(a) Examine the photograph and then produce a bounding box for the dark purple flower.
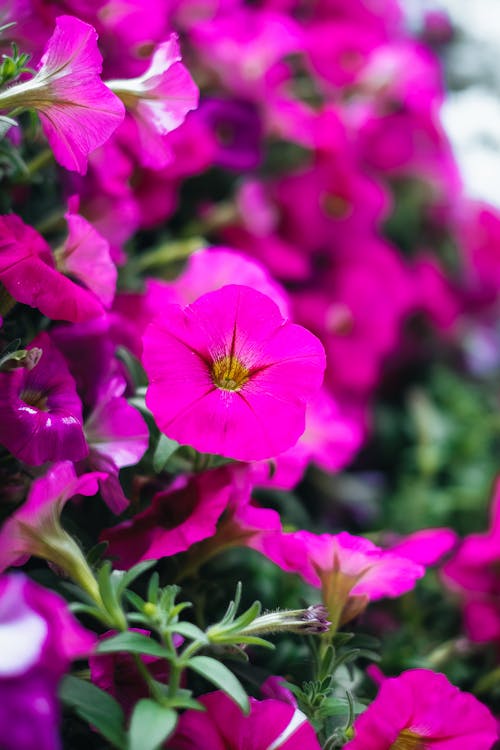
[0,573,96,750]
[0,333,87,465]
[198,98,263,171]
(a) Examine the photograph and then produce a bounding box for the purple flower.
[0,333,87,465]
[0,572,96,750]
[198,98,263,171]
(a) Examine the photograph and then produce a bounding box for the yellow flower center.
[390,730,426,750]
[211,355,250,391]
[321,192,352,219]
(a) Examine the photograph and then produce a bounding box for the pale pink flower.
[0,16,125,173]
[143,285,325,461]
[345,669,497,750]
[107,34,199,168]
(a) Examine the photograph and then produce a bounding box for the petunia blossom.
[145,246,290,317]
[142,284,325,462]
[0,333,87,466]
[107,34,199,169]
[0,572,96,750]
[442,478,500,642]
[84,372,149,514]
[0,15,125,173]
[0,462,104,602]
[55,200,117,309]
[0,215,106,322]
[344,669,497,750]
[100,469,236,569]
[265,531,424,630]
[168,690,321,750]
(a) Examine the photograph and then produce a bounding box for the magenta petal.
[0,462,104,572]
[143,285,325,461]
[35,16,125,173]
[101,469,233,568]
[0,333,88,465]
[85,375,149,468]
[61,211,117,308]
[0,215,104,322]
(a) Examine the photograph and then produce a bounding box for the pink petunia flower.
[83,372,149,514]
[0,15,125,173]
[0,572,96,750]
[100,469,236,569]
[265,531,424,629]
[55,199,117,309]
[142,284,325,462]
[442,479,500,642]
[168,691,321,750]
[0,215,106,322]
[344,669,497,750]
[0,333,87,466]
[0,462,104,585]
[107,34,199,169]
[145,246,290,317]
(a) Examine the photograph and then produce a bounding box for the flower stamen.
[211,354,250,391]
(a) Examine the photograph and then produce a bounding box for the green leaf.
[59,675,125,749]
[125,590,146,612]
[128,700,177,750]
[98,561,120,612]
[117,560,157,595]
[86,541,109,566]
[147,572,160,604]
[97,631,171,659]
[188,656,249,714]
[169,621,208,643]
[153,434,180,473]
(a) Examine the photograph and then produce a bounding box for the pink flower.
[56,200,117,309]
[0,215,105,322]
[266,531,424,628]
[190,9,304,100]
[142,285,325,461]
[82,372,149,514]
[345,669,497,750]
[107,34,199,168]
[0,461,103,574]
[168,691,321,750]
[0,16,125,173]
[0,572,96,750]
[389,528,458,566]
[101,469,235,569]
[292,242,410,398]
[442,479,500,642]
[145,246,290,317]
[0,333,87,465]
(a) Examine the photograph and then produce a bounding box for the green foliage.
[59,676,126,749]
